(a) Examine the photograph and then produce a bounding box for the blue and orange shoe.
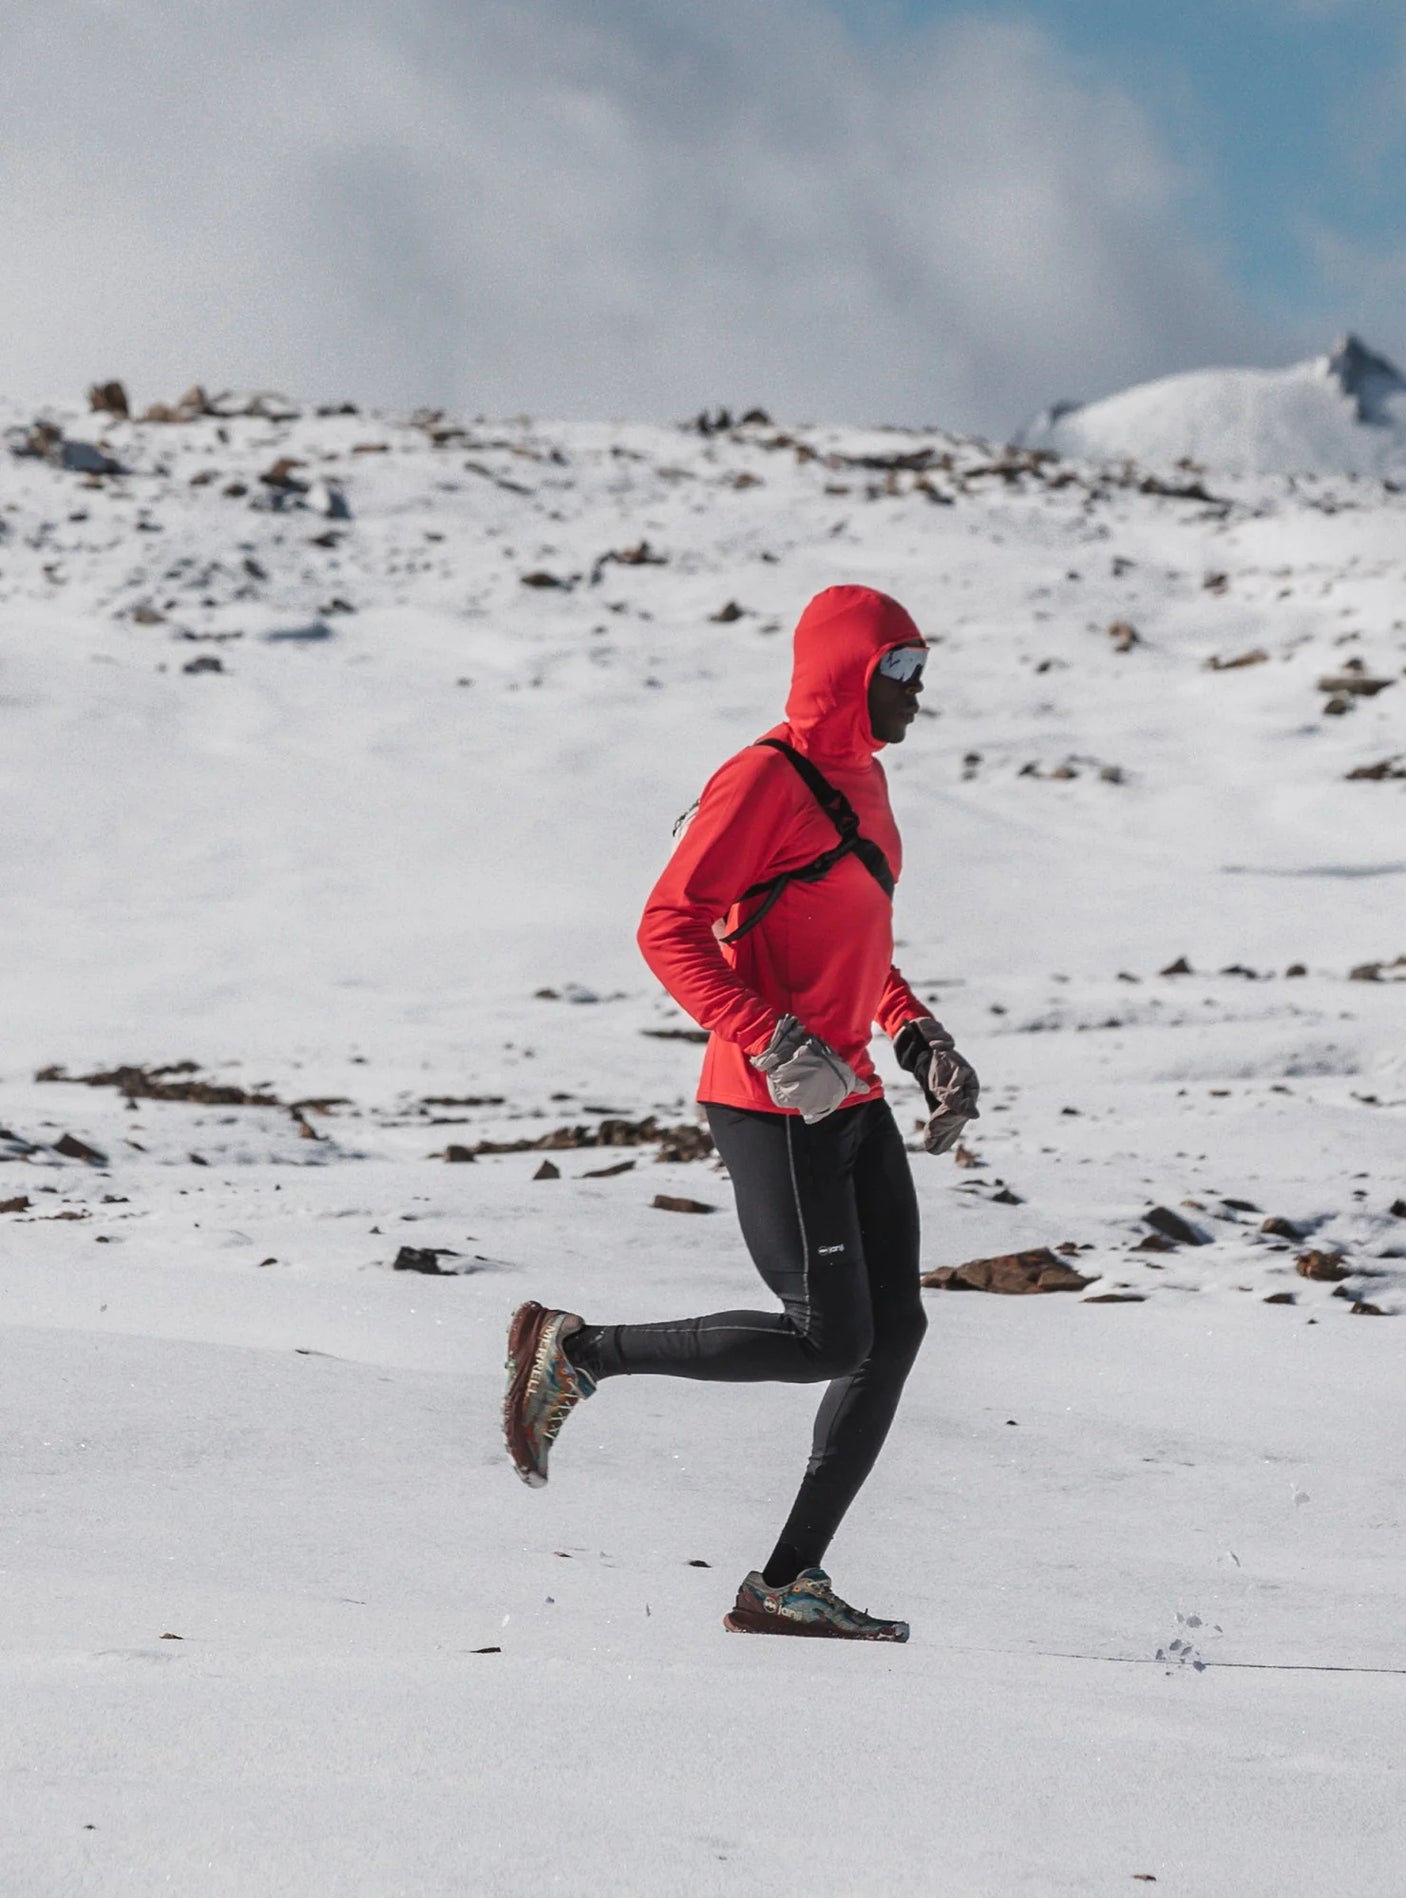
[723,1568,909,1642]
[503,1301,596,1487]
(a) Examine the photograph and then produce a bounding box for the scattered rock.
[0,1195,31,1213]
[652,1194,715,1214]
[533,1160,561,1181]
[1263,1291,1297,1305]
[264,620,334,643]
[1260,1215,1301,1240]
[1285,963,1307,977]
[1317,673,1394,698]
[182,654,224,675]
[1389,1199,1406,1219]
[1349,955,1406,982]
[1132,1233,1179,1253]
[922,1248,1093,1295]
[1144,1206,1208,1246]
[143,385,212,423]
[1351,1300,1387,1316]
[38,1063,287,1108]
[640,1027,710,1044]
[1159,956,1192,976]
[88,380,130,418]
[582,1160,635,1178]
[520,570,571,590]
[1205,649,1267,670]
[1296,1250,1351,1282]
[1346,757,1406,781]
[1083,1292,1147,1304]
[464,1116,713,1165]
[710,601,745,622]
[393,1246,457,1274]
[590,540,668,584]
[1107,620,1140,652]
[260,456,307,491]
[440,1145,476,1163]
[54,1133,106,1164]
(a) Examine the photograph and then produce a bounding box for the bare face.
[867,653,925,743]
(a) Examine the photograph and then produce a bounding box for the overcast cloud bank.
[4,0,1297,431]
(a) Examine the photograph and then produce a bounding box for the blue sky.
[850,0,1406,334]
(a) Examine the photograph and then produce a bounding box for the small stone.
[533,1160,561,1181]
[1144,1206,1207,1246]
[1263,1292,1296,1305]
[1260,1215,1301,1239]
[1296,1250,1351,1282]
[652,1194,714,1214]
[1159,956,1192,977]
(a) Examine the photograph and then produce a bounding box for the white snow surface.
[1020,336,1406,478]
[3,395,1405,1895]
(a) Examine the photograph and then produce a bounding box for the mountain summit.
[1019,334,1406,476]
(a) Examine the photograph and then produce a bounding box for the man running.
[503,585,978,1641]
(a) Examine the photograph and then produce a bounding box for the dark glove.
[894,1017,980,1155]
[750,1015,865,1123]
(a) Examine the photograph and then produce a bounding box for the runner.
[504,584,979,1641]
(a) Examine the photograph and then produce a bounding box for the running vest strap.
[720,739,896,945]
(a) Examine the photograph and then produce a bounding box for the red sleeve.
[637,748,797,1054]
[876,964,930,1040]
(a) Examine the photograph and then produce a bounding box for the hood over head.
[783,585,925,765]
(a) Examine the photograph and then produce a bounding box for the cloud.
[0,0,1279,433]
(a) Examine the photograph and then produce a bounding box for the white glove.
[750,1016,866,1124]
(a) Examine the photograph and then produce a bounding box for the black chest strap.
[720,739,895,945]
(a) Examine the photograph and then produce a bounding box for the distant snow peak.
[1322,333,1406,426]
[1019,334,1406,477]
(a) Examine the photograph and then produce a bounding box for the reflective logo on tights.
[817,1244,846,1256]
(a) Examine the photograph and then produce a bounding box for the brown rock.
[1351,1301,1387,1316]
[1132,1233,1178,1253]
[1259,1215,1301,1240]
[1083,1292,1147,1304]
[922,1247,1092,1295]
[583,1160,635,1178]
[88,380,129,417]
[1346,758,1406,781]
[1144,1206,1207,1246]
[1205,649,1267,671]
[54,1132,106,1164]
[441,1145,476,1162]
[520,570,571,589]
[1263,1292,1297,1305]
[652,1194,715,1214]
[1296,1249,1350,1282]
[533,1159,561,1180]
[1389,1199,1406,1219]
[1159,956,1192,976]
[1317,674,1394,698]
[0,1195,31,1214]
[710,601,745,622]
[1107,620,1140,652]
[260,457,307,491]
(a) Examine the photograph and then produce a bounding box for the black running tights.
[575,1097,926,1576]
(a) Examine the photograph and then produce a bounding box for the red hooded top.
[637,585,931,1114]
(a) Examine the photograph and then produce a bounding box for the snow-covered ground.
[3,390,1404,1894]
[1020,333,1406,478]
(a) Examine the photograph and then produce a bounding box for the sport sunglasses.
[877,645,927,684]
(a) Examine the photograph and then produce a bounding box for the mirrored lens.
[878,645,926,683]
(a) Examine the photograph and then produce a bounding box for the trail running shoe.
[723,1568,909,1642]
[503,1301,595,1487]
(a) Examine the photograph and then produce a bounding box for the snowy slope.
[1020,334,1406,477]
[2,387,1405,1895]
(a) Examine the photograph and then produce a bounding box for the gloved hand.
[750,1015,866,1124]
[893,1017,980,1155]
